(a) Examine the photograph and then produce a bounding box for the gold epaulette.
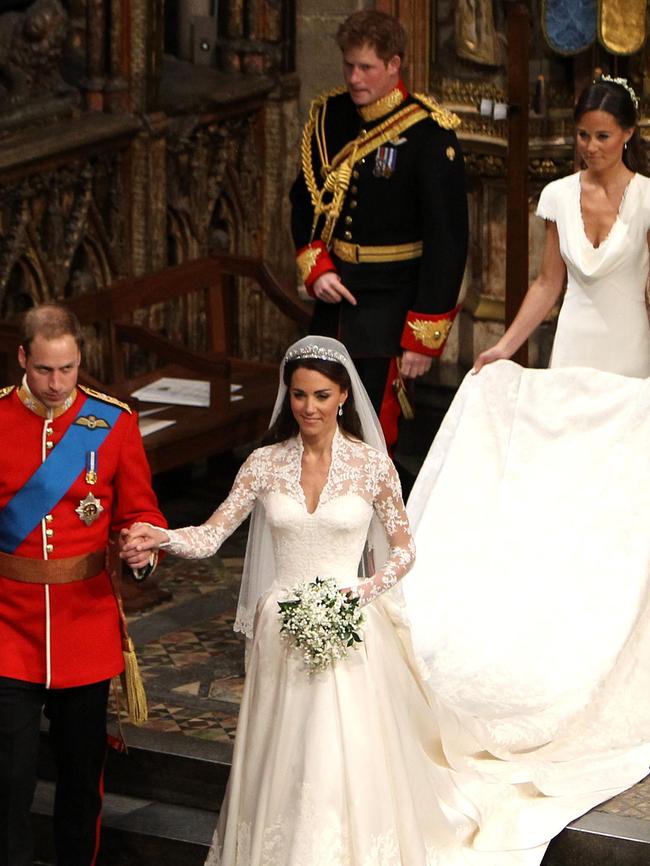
[79,384,132,414]
[306,85,348,116]
[413,93,461,130]
[0,385,15,400]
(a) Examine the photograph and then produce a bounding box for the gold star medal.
[76,492,104,526]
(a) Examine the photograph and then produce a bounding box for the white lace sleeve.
[160,452,263,558]
[354,456,415,606]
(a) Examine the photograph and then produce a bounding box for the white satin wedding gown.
[162,430,456,866]
[405,360,650,866]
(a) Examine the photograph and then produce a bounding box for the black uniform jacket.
[290,85,469,357]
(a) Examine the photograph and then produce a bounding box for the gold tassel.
[393,360,415,420]
[395,381,415,420]
[120,637,148,725]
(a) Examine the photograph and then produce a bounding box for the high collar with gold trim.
[358,80,408,123]
[17,377,78,420]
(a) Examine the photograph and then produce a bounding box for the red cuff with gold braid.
[400,305,461,357]
[296,241,336,296]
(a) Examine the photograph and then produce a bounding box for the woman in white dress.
[121,336,457,866]
[399,76,650,866]
[475,76,650,377]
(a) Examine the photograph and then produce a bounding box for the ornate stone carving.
[0,0,76,113]
[0,155,123,326]
[162,111,265,353]
[462,151,506,178]
[166,112,262,254]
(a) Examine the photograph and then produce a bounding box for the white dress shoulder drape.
[538,171,650,376]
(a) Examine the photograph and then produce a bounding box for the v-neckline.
[577,171,635,250]
[296,429,340,515]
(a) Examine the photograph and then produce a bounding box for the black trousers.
[352,357,392,416]
[0,676,110,866]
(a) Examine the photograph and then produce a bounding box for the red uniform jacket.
[0,384,166,688]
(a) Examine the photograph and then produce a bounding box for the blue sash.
[0,396,122,553]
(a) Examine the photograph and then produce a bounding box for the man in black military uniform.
[290,9,468,447]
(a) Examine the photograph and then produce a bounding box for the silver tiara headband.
[598,74,639,110]
[284,344,348,365]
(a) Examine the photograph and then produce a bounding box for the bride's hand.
[120,523,169,569]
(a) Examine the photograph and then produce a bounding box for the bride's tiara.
[284,344,348,365]
[597,74,639,110]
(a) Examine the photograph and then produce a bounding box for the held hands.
[120,523,169,571]
[312,273,357,306]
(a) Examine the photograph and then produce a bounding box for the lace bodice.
[161,431,414,606]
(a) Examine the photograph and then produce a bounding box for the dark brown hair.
[336,10,406,63]
[262,358,363,445]
[574,80,647,175]
[21,303,83,356]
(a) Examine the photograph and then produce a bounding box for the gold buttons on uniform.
[46,543,54,553]
[344,216,353,225]
[45,528,54,537]
[350,200,358,209]
[351,186,358,194]
[46,441,54,450]
[360,128,367,136]
[352,171,360,180]
[344,230,352,240]
[45,514,53,522]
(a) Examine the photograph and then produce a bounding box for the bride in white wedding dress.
[121,336,459,866]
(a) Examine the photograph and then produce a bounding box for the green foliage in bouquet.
[278,577,365,672]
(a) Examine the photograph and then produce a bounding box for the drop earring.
[338,403,344,417]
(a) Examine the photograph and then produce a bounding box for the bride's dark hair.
[262,358,364,445]
[574,80,647,175]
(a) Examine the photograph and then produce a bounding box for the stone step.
[33,778,650,866]
[544,810,650,865]
[34,728,650,866]
[37,724,232,813]
[32,779,214,866]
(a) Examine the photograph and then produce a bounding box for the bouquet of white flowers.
[278,577,365,672]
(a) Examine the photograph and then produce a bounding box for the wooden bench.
[0,254,311,474]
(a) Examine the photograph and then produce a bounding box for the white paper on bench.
[139,417,177,437]
[131,377,210,407]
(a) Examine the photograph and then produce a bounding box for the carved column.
[376,0,430,92]
[105,0,130,113]
[505,2,530,365]
[85,0,106,110]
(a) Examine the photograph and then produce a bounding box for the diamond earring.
[338,403,344,417]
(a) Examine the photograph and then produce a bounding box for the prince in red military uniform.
[290,10,468,448]
[0,303,166,866]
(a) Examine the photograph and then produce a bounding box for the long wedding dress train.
[404,360,650,864]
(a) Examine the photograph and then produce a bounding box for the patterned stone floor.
[111,460,650,825]
[113,550,247,745]
[106,457,250,746]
